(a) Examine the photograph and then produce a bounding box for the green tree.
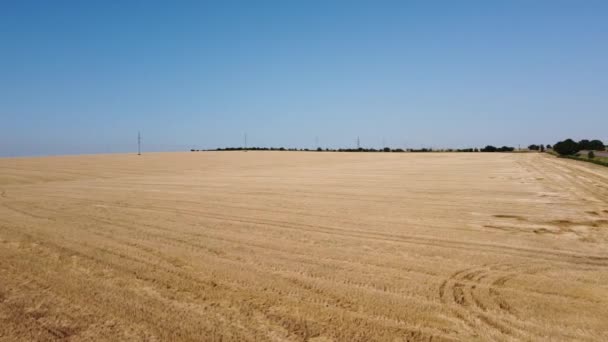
[553,139,579,155]
[578,139,591,150]
[588,140,605,151]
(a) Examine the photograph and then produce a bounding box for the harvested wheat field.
[1,152,607,341]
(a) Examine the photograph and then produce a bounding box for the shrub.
[588,151,595,159]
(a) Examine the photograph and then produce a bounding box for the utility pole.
[357,136,360,149]
[137,131,141,155]
[244,133,247,149]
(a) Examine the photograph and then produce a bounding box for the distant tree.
[575,139,605,151]
[578,139,591,150]
[498,146,515,152]
[528,144,540,151]
[588,151,595,159]
[317,147,322,151]
[481,145,497,152]
[553,139,579,155]
[383,147,390,152]
[546,144,552,149]
[540,144,545,152]
[474,148,479,152]
[588,139,605,151]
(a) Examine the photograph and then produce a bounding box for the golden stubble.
[0,152,607,341]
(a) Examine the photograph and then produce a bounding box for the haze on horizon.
[1,1,607,157]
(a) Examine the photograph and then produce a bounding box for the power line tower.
[137,131,141,155]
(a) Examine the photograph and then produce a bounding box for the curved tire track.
[438,264,544,339]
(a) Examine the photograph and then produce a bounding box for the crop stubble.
[0,152,607,341]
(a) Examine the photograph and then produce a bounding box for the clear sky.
[1,1,607,156]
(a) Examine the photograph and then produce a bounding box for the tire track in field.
[3,222,449,342]
[0,226,268,340]
[527,155,608,204]
[68,207,603,340]
[8,160,608,266]
[1,203,458,340]
[81,200,608,267]
[5,190,608,337]
[1,199,442,287]
[84,215,444,312]
[6,195,607,270]
[0,197,451,284]
[2,215,441,339]
[518,155,608,243]
[438,262,597,341]
[438,263,552,340]
[0,243,255,341]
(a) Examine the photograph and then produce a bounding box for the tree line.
[552,139,605,156]
[527,144,547,152]
[191,146,519,153]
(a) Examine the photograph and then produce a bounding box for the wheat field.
[0,152,607,341]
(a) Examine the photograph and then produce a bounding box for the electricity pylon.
[137,131,141,155]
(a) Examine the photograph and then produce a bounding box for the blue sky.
[1,1,607,156]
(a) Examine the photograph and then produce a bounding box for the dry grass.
[1,152,607,341]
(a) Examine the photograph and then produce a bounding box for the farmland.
[0,152,607,341]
